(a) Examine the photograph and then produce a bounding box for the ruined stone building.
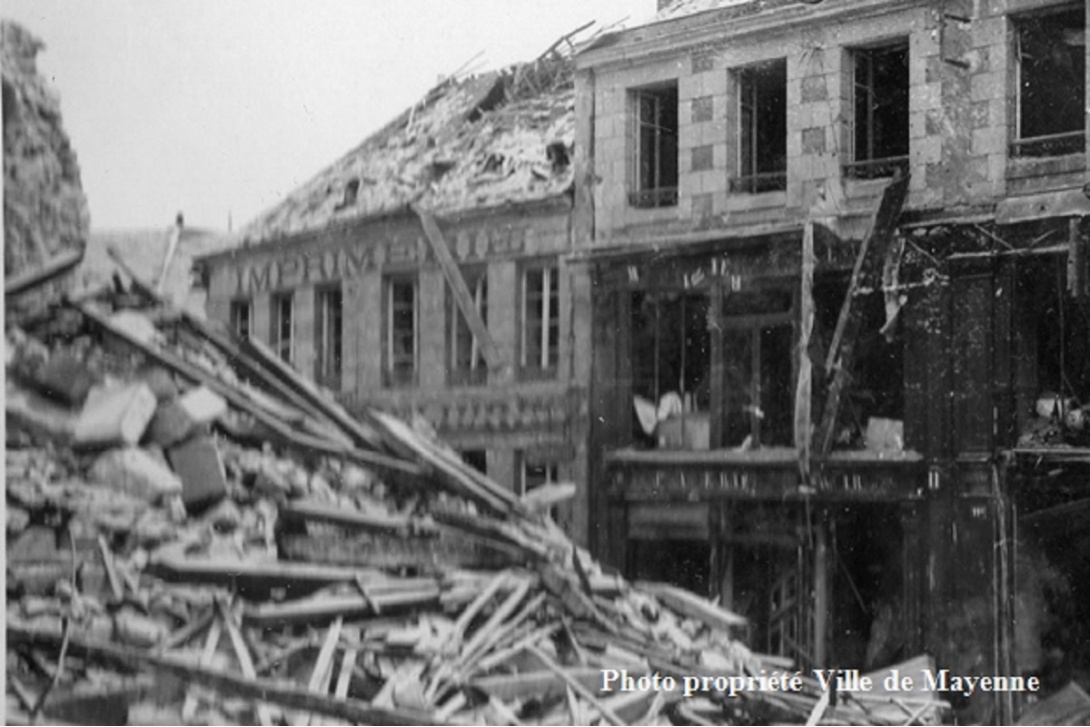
[196,50,593,535]
[573,0,1089,723]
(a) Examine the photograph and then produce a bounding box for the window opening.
[522,264,560,375]
[733,59,787,193]
[450,270,488,385]
[385,276,418,387]
[630,84,679,208]
[846,42,910,179]
[316,286,343,389]
[229,299,252,339]
[271,292,294,364]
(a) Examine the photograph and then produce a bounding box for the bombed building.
[573,0,1090,723]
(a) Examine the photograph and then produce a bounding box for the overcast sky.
[4,0,654,233]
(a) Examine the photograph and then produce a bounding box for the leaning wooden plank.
[471,622,562,674]
[334,627,360,700]
[244,587,441,627]
[526,644,624,726]
[413,205,503,370]
[218,600,275,727]
[8,621,443,726]
[635,580,748,630]
[460,576,533,663]
[5,249,84,297]
[147,555,385,598]
[297,616,343,726]
[239,334,389,452]
[816,173,910,455]
[281,499,432,535]
[372,411,513,514]
[182,616,222,722]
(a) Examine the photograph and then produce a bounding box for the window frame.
[229,298,252,340]
[447,267,489,386]
[383,274,419,388]
[519,261,560,379]
[270,291,294,364]
[629,82,680,208]
[845,40,911,180]
[315,284,344,390]
[1011,5,1086,158]
[732,58,788,194]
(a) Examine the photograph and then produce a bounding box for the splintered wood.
[5,267,951,725]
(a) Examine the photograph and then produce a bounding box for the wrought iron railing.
[842,155,910,180]
[1010,131,1085,158]
[730,171,787,194]
[628,187,679,208]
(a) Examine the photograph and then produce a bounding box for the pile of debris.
[6,264,950,725]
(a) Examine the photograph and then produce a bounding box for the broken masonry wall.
[2,21,90,312]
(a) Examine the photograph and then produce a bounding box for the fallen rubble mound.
[5,261,950,725]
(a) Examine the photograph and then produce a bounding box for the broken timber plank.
[244,587,442,627]
[280,499,433,535]
[218,600,275,727]
[7,621,443,726]
[527,644,624,726]
[634,581,748,631]
[816,173,910,455]
[412,204,503,370]
[146,555,390,599]
[470,667,602,702]
[297,616,343,726]
[5,249,84,297]
[182,616,222,722]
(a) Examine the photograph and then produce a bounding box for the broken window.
[630,83,679,208]
[229,299,252,339]
[1015,254,1090,448]
[384,275,417,387]
[521,263,559,376]
[270,292,293,364]
[449,269,488,386]
[1013,7,1086,158]
[847,42,909,179]
[733,59,787,193]
[721,289,795,447]
[631,291,711,448]
[316,286,343,390]
[519,455,559,497]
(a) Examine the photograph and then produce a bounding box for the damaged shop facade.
[197,52,594,537]
[574,0,1090,723]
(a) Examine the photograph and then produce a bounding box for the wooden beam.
[816,174,910,455]
[5,249,84,297]
[7,621,443,726]
[412,204,503,370]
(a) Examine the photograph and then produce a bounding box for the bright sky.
[4,0,654,233]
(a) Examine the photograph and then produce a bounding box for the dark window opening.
[628,539,710,595]
[340,178,360,208]
[1015,256,1090,448]
[521,264,560,376]
[385,276,417,387]
[316,286,343,390]
[271,292,294,364]
[460,449,487,475]
[229,299,252,340]
[449,270,488,386]
[847,42,910,179]
[546,141,570,171]
[813,279,905,451]
[1013,8,1086,158]
[631,291,711,449]
[733,59,787,193]
[721,290,795,448]
[630,84,679,208]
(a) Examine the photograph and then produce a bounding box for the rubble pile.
[6,265,950,725]
[2,20,90,315]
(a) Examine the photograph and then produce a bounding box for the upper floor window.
[448,269,488,386]
[630,83,679,208]
[1013,7,1086,158]
[316,286,343,390]
[846,41,909,179]
[732,59,787,193]
[521,263,559,376]
[384,275,417,387]
[270,292,293,364]
[229,299,252,339]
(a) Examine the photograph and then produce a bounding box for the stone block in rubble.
[177,385,227,425]
[167,434,228,511]
[74,382,157,448]
[137,365,178,402]
[36,351,98,405]
[89,447,183,502]
[145,401,196,448]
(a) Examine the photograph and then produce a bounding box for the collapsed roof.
[241,48,579,245]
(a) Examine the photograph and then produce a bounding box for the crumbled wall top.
[241,55,576,245]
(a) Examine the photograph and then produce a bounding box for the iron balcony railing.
[1010,130,1086,158]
